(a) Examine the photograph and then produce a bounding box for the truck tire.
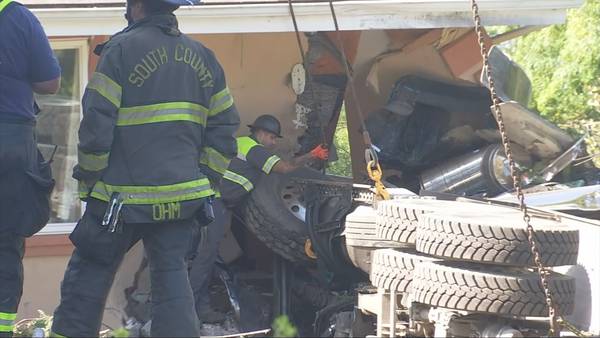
[376,199,426,245]
[345,205,378,242]
[416,210,579,267]
[345,205,404,248]
[412,261,575,316]
[344,245,373,274]
[243,168,337,264]
[370,249,438,293]
[344,206,406,274]
[375,199,485,245]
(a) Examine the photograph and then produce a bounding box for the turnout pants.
[51,208,202,338]
[0,234,24,337]
[0,122,52,337]
[189,198,228,318]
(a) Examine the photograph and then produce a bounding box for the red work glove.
[310,144,329,160]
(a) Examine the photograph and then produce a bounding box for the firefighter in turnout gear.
[189,114,328,323]
[50,0,240,336]
[0,0,61,336]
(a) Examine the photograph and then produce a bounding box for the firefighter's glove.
[310,144,329,160]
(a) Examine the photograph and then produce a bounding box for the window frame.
[36,38,89,236]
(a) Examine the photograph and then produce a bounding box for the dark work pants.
[0,122,41,337]
[189,198,228,319]
[51,209,202,338]
[0,233,24,337]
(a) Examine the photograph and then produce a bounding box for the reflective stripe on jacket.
[0,0,14,14]
[74,14,240,222]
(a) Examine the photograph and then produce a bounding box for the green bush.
[13,311,129,338]
[13,310,52,337]
[326,108,352,177]
[272,315,298,338]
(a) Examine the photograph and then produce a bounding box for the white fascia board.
[35,0,583,37]
[36,223,76,235]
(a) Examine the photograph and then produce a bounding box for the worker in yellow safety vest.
[189,114,328,323]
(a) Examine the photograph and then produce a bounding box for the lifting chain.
[327,1,390,200]
[558,317,594,337]
[367,160,390,201]
[470,1,589,336]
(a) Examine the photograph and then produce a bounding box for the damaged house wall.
[196,32,306,157]
[293,31,361,167]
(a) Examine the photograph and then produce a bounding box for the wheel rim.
[281,183,306,221]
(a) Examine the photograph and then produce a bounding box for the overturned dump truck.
[86,0,599,336]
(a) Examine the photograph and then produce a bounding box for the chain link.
[558,316,593,337]
[327,1,390,192]
[367,160,390,200]
[469,0,561,335]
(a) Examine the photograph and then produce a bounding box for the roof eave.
[33,0,583,36]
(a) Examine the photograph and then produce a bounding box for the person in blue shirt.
[0,1,61,336]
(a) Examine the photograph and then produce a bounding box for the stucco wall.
[193,32,306,156]
[20,255,69,320]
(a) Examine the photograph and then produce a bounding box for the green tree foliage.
[326,108,353,177]
[508,0,600,165]
[510,0,600,124]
